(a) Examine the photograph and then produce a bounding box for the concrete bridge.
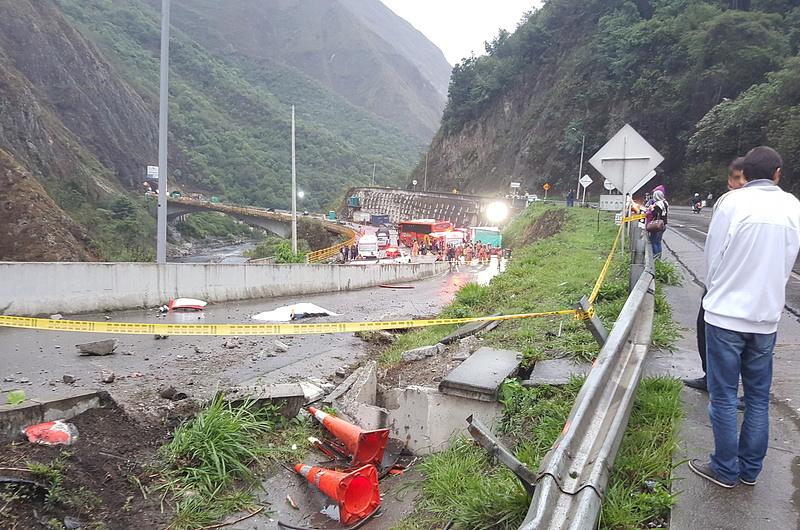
[166,198,294,238]
[343,187,510,226]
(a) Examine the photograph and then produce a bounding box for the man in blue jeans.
[689,146,800,488]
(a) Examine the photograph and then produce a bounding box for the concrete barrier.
[0,261,448,316]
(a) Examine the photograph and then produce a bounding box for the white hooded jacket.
[703,180,800,334]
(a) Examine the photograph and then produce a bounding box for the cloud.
[381,0,541,64]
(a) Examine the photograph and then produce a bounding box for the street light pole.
[423,153,428,192]
[291,105,298,254]
[575,134,585,198]
[156,0,171,264]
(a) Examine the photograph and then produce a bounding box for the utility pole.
[575,134,585,198]
[423,153,428,192]
[156,0,171,264]
[291,105,298,254]
[371,163,376,186]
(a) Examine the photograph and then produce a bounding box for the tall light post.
[291,105,297,254]
[156,0,171,264]
[575,133,586,198]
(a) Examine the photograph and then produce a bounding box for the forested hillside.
[152,0,451,138]
[416,0,800,198]
[0,0,449,261]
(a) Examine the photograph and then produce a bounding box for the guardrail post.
[629,224,646,291]
[577,295,607,346]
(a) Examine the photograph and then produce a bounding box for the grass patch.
[404,377,682,530]
[388,205,682,529]
[655,260,682,286]
[27,453,103,515]
[159,397,317,529]
[600,378,683,529]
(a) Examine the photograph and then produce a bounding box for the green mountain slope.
[153,0,450,139]
[57,0,427,212]
[417,0,800,199]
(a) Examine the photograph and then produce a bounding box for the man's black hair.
[729,156,745,172]
[742,146,782,181]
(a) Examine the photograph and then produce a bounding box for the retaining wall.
[0,261,447,316]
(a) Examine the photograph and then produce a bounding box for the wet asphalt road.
[0,261,489,415]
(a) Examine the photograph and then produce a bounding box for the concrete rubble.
[523,358,592,386]
[400,343,444,362]
[325,348,522,455]
[76,339,118,356]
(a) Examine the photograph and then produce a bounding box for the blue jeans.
[705,323,775,483]
[649,229,664,256]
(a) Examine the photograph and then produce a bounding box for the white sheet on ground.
[251,303,340,322]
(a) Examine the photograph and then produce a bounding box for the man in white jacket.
[689,147,800,488]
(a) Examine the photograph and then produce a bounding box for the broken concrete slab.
[273,340,290,353]
[401,343,443,362]
[224,382,306,418]
[382,385,502,455]
[297,381,325,403]
[76,339,118,356]
[439,347,521,402]
[439,314,501,344]
[100,370,115,384]
[451,335,481,361]
[523,358,592,387]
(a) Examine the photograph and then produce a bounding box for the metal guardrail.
[167,198,357,263]
[519,225,655,529]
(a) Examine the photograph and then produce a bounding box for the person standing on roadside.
[647,189,668,260]
[690,146,800,488]
[684,157,747,392]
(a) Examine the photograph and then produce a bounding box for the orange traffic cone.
[294,463,380,525]
[307,407,389,467]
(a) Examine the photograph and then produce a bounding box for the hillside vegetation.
[0,0,449,260]
[416,0,800,199]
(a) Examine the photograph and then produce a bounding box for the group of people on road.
[410,239,501,264]
[339,243,359,262]
[654,147,800,490]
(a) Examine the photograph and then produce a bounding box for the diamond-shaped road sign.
[588,124,663,195]
[579,175,593,188]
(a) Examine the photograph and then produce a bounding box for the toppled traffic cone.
[23,420,78,446]
[294,463,380,525]
[307,407,389,467]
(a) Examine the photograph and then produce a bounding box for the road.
[668,205,800,310]
[657,207,800,529]
[0,261,493,416]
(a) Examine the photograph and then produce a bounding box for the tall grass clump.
[160,397,279,529]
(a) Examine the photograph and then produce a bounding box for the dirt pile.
[0,150,96,261]
[0,405,170,529]
[519,208,567,246]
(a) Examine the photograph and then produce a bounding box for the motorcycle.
[692,200,703,214]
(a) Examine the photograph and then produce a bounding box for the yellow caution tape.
[0,310,589,336]
[623,213,646,222]
[0,211,638,336]
[588,222,623,305]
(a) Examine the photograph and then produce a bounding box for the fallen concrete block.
[439,314,501,344]
[76,339,118,356]
[223,382,306,418]
[439,347,521,402]
[400,343,443,362]
[523,358,592,387]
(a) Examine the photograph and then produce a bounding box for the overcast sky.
[381,0,543,64]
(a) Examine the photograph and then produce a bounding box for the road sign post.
[588,124,663,252]
[543,182,550,200]
[579,174,592,205]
